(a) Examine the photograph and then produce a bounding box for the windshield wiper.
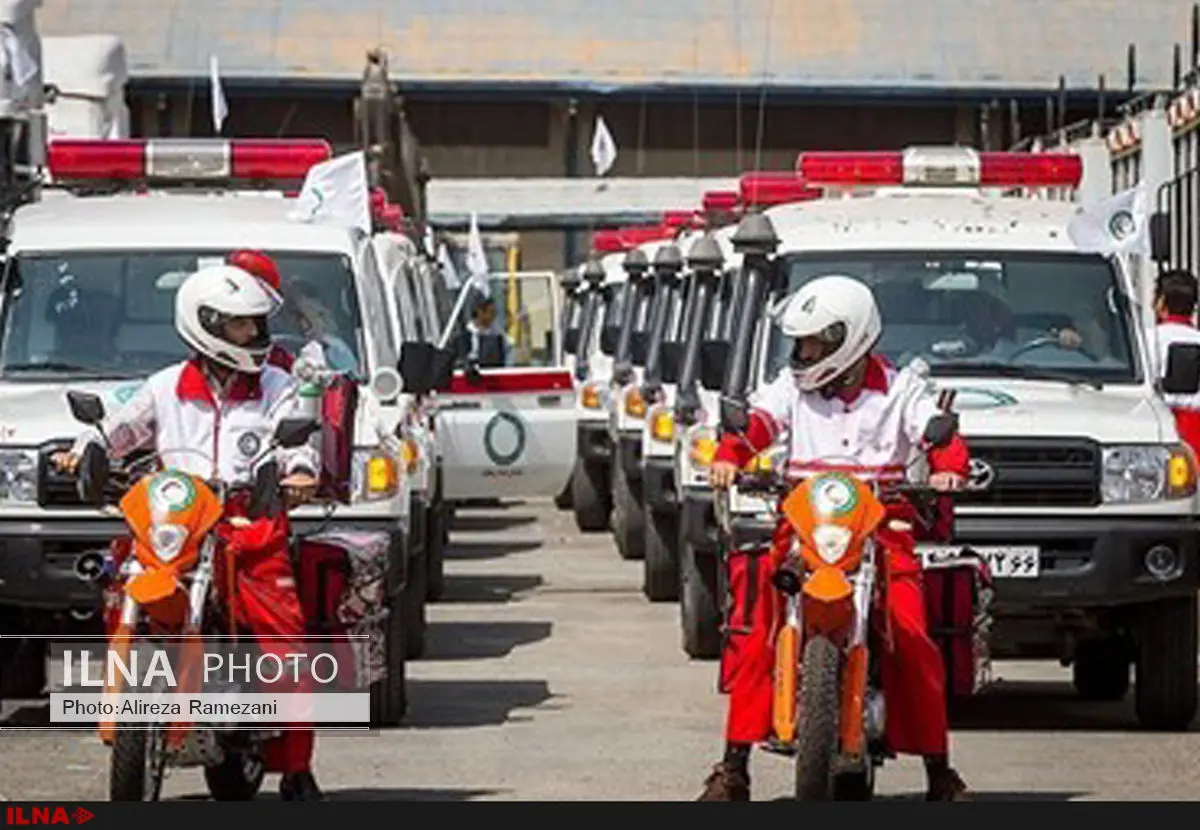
[931,361,1104,390]
[2,362,141,379]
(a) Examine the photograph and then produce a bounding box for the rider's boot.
[280,770,325,801]
[924,756,969,801]
[697,743,751,801]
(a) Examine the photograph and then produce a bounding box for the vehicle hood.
[0,379,147,446]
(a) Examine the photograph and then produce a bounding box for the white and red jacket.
[1156,313,1200,454]
[714,355,969,482]
[73,357,319,487]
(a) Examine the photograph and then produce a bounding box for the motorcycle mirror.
[923,413,959,449]
[274,417,320,449]
[66,390,106,427]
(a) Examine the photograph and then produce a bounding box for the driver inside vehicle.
[42,280,121,368]
[948,290,1085,358]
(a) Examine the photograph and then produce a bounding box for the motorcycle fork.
[99,574,142,746]
[839,542,876,760]
[771,589,802,744]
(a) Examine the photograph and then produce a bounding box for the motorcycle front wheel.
[110,724,166,801]
[794,635,840,801]
[204,743,265,800]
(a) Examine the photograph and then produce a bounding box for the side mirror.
[66,390,106,426]
[922,412,959,450]
[599,326,620,356]
[398,341,436,396]
[1163,342,1200,395]
[274,417,320,449]
[1150,211,1172,264]
[699,340,731,391]
[76,442,109,507]
[432,346,455,391]
[564,328,581,355]
[660,342,683,384]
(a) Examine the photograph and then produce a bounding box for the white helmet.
[774,274,882,392]
[175,264,283,374]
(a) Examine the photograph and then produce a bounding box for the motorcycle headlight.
[1101,444,1196,503]
[150,523,188,562]
[0,449,38,504]
[810,523,853,565]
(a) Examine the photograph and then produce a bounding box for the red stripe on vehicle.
[445,370,575,395]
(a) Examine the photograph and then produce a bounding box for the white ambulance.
[0,138,426,723]
[709,146,1200,730]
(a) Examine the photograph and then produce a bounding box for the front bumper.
[0,516,409,613]
[642,456,677,513]
[617,433,642,481]
[577,421,611,465]
[952,514,1200,612]
[681,489,719,551]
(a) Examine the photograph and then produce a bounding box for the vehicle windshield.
[447,274,557,368]
[0,250,365,381]
[764,252,1138,385]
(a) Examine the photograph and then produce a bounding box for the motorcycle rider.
[227,249,295,371]
[1155,268,1200,453]
[52,264,326,801]
[699,274,971,802]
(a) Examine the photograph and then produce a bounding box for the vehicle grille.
[957,438,1100,508]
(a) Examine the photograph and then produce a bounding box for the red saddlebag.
[315,375,358,505]
[922,553,994,699]
[295,530,389,689]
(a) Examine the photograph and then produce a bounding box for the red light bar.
[796,147,1083,189]
[702,190,740,213]
[592,229,628,253]
[662,209,702,229]
[739,172,822,207]
[592,224,676,253]
[47,138,333,183]
[447,368,574,395]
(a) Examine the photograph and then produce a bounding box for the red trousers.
[221,513,315,774]
[720,524,948,756]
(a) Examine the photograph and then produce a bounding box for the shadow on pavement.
[449,512,538,533]
[404,678,554,729]
[175,786,506,801]
[873,790,1089,802]
[424,620,552,660]
[437,574,543,604]
[949,679,1198,732]
[445,540,543,560]
[0,702,48,727]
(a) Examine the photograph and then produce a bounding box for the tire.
[612,462,646,561]
[832,767,875,801]
[110,726,164,801]
[794,636,840,801]
[371,536,409,727]
[0,638,46,699]
[403,529,428,661]
[1073,639,1131,702]
[1135,595,1199,730]
[426,474,447,603]
[643,508,680,601]
[680,536,721,660]
[204,748,265,801]
[571,458,611,532]
[554,477,573,510]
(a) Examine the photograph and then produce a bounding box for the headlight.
[0,449,37,504]
[689,428,717,468]
[624,387,646,419]
[1101,444,1197,503]
[351,448,399,502]
[649,408,675,443]
[811,523,853,565]
[580,383,605,410]
[150,523,188,562]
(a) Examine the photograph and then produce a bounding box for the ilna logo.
[4,806,93,825]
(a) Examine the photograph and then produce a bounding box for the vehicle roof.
[11,191,362,254]
[764,189,1086,254]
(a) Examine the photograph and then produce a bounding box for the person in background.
[1155,268,1200,453]
[227,250,294,371]
[458,296,513,368]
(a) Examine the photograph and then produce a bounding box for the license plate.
[917,545,1041,579]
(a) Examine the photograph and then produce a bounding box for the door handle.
[537,395,565,407]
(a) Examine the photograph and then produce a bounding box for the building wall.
[128,89,1092,269]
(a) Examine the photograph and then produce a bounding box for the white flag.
[590,115,617,177]
[437,242,462,290]
[209,54,228,133]
[465,211,491,293]
[287,151,372,234]
[1067,184,1151,256]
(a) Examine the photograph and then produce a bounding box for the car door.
[434,270,577,500]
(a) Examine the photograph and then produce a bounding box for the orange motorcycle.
[64,390,320,802]
[730,415,974,801]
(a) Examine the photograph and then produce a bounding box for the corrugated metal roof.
[427,176,735,228]
[36,0,1200,92]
